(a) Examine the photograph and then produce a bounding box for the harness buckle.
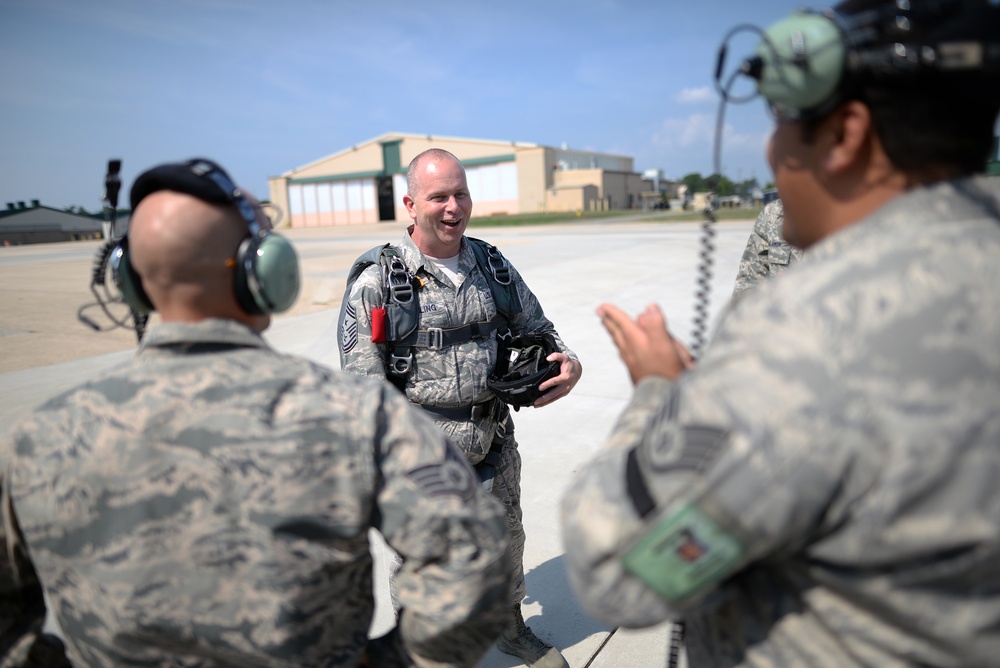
[389,352,412,375]
[485,245,511,285]
[424,327,444,350]
[386,256,414,304]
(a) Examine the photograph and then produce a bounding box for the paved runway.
[0,215,754,667]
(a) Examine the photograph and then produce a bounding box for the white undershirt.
[427,253,462,287]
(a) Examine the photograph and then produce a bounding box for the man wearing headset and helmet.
[0,158,512,667]
[561,1,1000,666]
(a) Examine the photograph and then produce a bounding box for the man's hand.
[597,303,693,384]
[534,352,583,408]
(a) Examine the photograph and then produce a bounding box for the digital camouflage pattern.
[562,176,1000,667]
[340,230,577,604]
[731,199,803,302]
[1,479,72,668]
[2,318,512,668]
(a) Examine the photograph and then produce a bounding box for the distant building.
[267,132,646,227]
[759,188,780,205]
[0,201,105,246]
[691,191,716,211]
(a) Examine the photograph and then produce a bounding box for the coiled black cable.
[690,210,717,359]
[672,29,768,665]
[76,159,148,343]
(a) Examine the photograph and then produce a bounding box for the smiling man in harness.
[339,148,582,668]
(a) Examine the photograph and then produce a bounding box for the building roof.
[280,131,541,178]
[0,204,104,233]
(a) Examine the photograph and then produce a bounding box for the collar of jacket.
[139,318,269,352]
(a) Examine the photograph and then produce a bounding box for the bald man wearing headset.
[1,158,511,668]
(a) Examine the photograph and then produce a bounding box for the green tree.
[681,172,706,194]
[711,174,737,197]
[735,178,760,200]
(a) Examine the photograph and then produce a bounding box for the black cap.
[129,158,237,212]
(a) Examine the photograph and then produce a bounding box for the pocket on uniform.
[768,243,792,266]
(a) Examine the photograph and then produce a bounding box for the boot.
[497,605,568,668]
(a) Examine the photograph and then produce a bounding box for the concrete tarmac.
[0,214,754,667]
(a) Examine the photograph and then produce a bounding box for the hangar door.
[465,161,518,216]
[287,179,378,227]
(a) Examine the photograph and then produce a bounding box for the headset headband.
[749,0,1000,120]
[129,158,266,237]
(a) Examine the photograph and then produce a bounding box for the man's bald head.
[129,190,269,330]
[406,148,464,198]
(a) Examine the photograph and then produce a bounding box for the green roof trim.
[288,151,517,185]
[287,170,391,184]
[462,154,515,167]
[284,154,515,185]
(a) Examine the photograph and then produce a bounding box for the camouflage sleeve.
[731,204,780,302]
[561,303,872,628]
[507,264,578,361]
[370,383,512,666]
[339,265,389,378]
[1,468,71,668]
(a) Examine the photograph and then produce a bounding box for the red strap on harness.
[371,307,386,343]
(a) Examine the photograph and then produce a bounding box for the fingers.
[636,303,666,331]
[533,384,566,408]
[596,303,690,383]
[673,338,695,370]
[539,353,570,392]
[597,303,637,355]
[536,357,582,407]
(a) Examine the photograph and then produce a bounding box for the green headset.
[743,0,1000,121]
[111,158,300,316]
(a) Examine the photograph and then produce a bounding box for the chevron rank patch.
[406,446,476,501]
[622,502,744,606]
[341,302,358,353]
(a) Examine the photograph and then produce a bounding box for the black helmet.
[488,332,561,410]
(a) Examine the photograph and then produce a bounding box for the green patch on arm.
[622,502,744,606]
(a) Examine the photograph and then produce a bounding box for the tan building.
[267,132,645,228]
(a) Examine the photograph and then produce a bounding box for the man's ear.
[402,194,417,220]
[824,100,872,174]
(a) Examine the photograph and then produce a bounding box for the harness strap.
[625,446,657,518]
[398,313,507,350]
[419,399,497,422]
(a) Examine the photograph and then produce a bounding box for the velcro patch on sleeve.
[406,446,476,501]
[622,502,744,606]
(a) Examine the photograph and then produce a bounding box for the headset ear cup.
[251,234,300,314]
[756,11,846,117]
[233,236,264,315]
[110,239,154,314]
[233,233,301,315]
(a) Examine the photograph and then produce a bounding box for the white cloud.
[652,113,716,149]
[645,111,775,180]
[675,86,714,104]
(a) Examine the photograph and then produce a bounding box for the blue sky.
[2,0,809,211]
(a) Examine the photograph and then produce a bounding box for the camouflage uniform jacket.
[1,476,72,667]
[731,199,803,302]
[340,230,577,463]
[562,176,1000,667]
[3,318,511,668]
